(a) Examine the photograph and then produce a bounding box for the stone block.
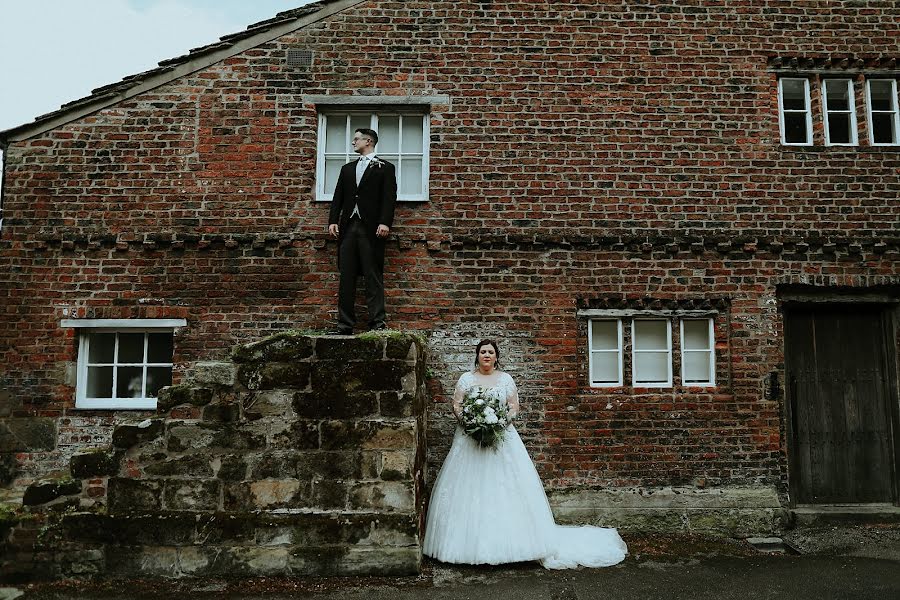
[378,392,417,417]
[192,514,256,544]
[289,546,418,576]
[0,453,17,486]
[238,362,311,391]
[314,337,383,361]
[23,478,82,506]
[223,480,309,511]
[70,450,120,479]
[349,482,415,512]
[296,452,361,480]
[107,478,163,513]
[188,361,237,387]
[156,385,215,411]
[292,391,379,419]
[270,420,320,450]
[244,390,295,418]
[209,426,267,451]
[202,403,241,423]
[105,545,178,577]
[0,418,56,452]
[385,336,420,361]
[231,331,314,363]
[61,512,196,546]
[163,479,221,511]
[214,546,290,576]
[215,455,249,481]
[112,419,165,449]
[320,420,417,451]
[309,479,348,509]
[166,422,216,453]
[311,361,414,396]
[379,450,413,481]
[144,455,214,478]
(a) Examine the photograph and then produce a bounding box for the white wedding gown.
[423,371,627,569]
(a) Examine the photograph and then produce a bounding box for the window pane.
[872,113,897,144]
[591,353,619,384]
[118,333,145,363]
[146,367,173,398]
[324,158,344,196]
[350,115,371,136]
[827,113,852,144]
[117,366,144,398]
[147,333,174,364]
[401,115,424,153]
[400,159,423,195]
[86,366,113,398]
[825,80,851,111]
[324,116,347,153]
[683,352,712,383]
[784,113,809,143]
[634,320,667,350]
[591,321,618,351]
[87,333,115,363]
[634,352,668,383]
[683,320,711,350]
[869,80,895,112]
[781,80,807,110]
[377,116,400,153]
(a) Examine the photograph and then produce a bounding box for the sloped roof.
[0,0,359,144]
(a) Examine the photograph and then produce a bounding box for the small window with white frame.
[632,319,673,387]
[63,319,184,410]
[681,318,715,386]
[778,78,813,145]
[822,79,857,146]
[588,319,623,387]
[317,110,429,202]
[866,79,900,146]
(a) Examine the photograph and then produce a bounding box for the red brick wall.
[1,0,899,494]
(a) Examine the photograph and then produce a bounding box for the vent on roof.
[286,49,313,69]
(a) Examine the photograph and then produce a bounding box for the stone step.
[790,504,900,527]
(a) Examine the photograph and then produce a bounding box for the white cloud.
[0,0,306,131]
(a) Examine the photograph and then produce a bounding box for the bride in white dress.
[423,340,627,569]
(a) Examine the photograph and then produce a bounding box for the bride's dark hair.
[474,339,501,370]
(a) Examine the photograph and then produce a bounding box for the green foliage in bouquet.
[460,386,511,450]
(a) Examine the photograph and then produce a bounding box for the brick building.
[1,0,898,532]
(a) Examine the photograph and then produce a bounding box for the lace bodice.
[452,370,520,419]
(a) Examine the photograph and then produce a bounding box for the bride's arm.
[451,373,467,420]
[505,373,520,418]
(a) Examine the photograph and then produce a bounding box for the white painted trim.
[303,94,450,106]
[680,318,716,387]
[778,78,813,146]
[61,318,187,328]
[866,79,900,146]
[578,309,717,318]
[588,319,623,388]
[631,319,673,388]
[822,79,858,146]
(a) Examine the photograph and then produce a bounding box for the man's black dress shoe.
[368,322,387,331]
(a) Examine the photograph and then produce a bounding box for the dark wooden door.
[785,305,896,504]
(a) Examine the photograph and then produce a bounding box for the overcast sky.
[0,0,316,132]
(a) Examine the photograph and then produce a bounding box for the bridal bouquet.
[460,386,510,449]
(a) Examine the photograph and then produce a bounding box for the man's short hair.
[355,128,379,146]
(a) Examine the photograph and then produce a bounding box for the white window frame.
[631,319,673,388]
[680,318,716,387]
[778,78,813,146]
[62,319,184,410]
[822,79,858,146]
[316,110,430,202]
[866,79,900,146]
[588,319,623,388]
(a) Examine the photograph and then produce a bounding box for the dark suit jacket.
[328,157,397,267]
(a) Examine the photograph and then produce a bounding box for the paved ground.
[5,525,900,600]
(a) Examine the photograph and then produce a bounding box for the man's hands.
[328,223,390,238]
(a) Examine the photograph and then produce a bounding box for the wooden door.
[785,305,896,504]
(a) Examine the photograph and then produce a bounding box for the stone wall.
[0,332,427,581]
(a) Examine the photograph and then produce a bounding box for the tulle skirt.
[423,426,627,569]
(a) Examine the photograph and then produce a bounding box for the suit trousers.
[337,218,386,330]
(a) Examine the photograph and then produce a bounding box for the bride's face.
[477,345,496,371]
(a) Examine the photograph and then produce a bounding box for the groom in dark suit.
[327,128,397,334]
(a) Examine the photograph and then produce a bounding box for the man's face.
[351,132,373,155]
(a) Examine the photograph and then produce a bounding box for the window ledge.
[61,318,187,328]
